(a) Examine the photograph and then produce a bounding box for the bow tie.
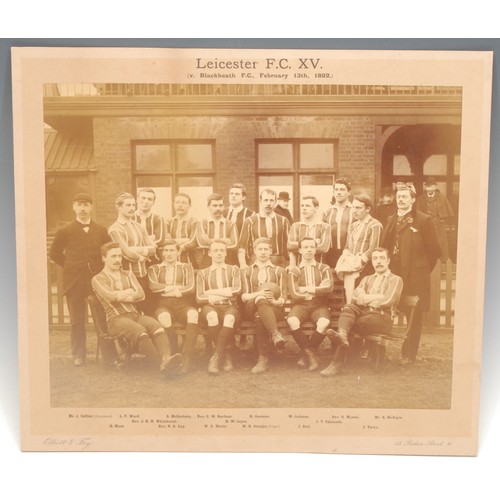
[79,223,90,228]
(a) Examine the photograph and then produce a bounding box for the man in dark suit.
[381,185,441,365]
[49,193,110,366]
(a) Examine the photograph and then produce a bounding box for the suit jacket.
[381,209,440,310]
[49,220,111,296]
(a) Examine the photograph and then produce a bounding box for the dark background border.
[1,38,498,495]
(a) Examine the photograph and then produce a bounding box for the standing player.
[322,178,354,268]
[165,193,199,267]
[197,193,238,269]
[288,195,331,267]
[238,188,291,269]
[108,192,156,314]
[134,188,166,264]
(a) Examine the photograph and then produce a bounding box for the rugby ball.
[257,282,281,299]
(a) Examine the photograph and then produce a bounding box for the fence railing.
[43,83,463,99]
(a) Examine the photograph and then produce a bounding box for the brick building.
[45,83,461,328]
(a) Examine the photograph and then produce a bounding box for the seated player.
[147,240,200,374]
[241,237,287,374]
[196,240,242,375]
[91,242,183,376]
[321,247,403,377]
[286,237,334,371]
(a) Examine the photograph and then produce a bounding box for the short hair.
[209,239,227,250]
[230,183,247,198]
[334,177,351,191]
[259,188,277,201]
[162,239,180,251]
[207,193,224,206]
[115,192,135,208]
[301,195,319,208]
[353,193,373,210]
[396,185,416,199]
[137,188,156,201]
[101,242,120,257]
[253,237,272,249]
[298,236,317,249]
[174,192,192,204]
[371,247,390,258]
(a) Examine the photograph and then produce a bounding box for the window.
[132,140,215,220]
[256,140,337,218]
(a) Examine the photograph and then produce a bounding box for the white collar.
[259,211,276,219]
[299,259,318,268]
[210,263,228,271]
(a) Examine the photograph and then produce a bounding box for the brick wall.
[92,114,377,226]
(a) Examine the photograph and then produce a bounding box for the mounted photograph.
[12,47,492,455]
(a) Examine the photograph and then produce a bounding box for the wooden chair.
[353,295,420,372]
[87,294,130,367]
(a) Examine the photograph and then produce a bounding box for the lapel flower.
[410,227,418,232]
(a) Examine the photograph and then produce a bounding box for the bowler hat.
[278,191,290,201]
[424,176,438,185]
[73,193,93,203]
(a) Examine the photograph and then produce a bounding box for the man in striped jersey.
[108,192,157,314]
[92,243,183,376]
[223,183,255,349]
[238,188,291,269]
[321,248,403,377]
[322,178,354,269]
[287,237,334,371]
[197,193,238,269]
[196,239,242,375]
[165,193,199,267]
[134,188,166,264]
[224,183,255,237]
[147,240,199,374]
[336,194,382,304]
[241,237,288,374]
[288,195,331,267]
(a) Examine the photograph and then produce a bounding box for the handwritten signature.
[43,437,94,450]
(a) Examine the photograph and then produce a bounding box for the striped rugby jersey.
[353,270,403,316]
[288,221,331,256]
[197,218,238,250]
[242,262,287,299]
[224,206,255,235]
[147,261,195,296]
[239,213,290,259]
[323,203,354,251]
[345,214,382,263]
[108,219,155,278]
[165,216,198,247]
[288,261,333,304]
[92,269,144,321]
[134,212,166,248]
[196,264,241,305]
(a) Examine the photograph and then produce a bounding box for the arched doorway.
[378,124,460,329]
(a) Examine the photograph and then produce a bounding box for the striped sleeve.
[179,263,195,296]
[315,264,333,295]
[377,274,403,308]
[316,223,331,255]
[288,267,307,301]
[196,269,209,305]
[147,265,165,293]
[360,220,382,263]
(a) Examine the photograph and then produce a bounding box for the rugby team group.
[49,177,447,378]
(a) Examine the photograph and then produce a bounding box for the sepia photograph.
[12,47,492,454]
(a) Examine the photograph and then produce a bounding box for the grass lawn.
[49,327,453,410]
